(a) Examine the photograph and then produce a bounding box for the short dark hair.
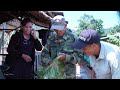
[21,17,32,26]
[96,42,101,47]
[96,42,100,45]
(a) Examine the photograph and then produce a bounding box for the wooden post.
[1,22,6,65]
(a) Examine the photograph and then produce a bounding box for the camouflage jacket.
[41,30,84,78]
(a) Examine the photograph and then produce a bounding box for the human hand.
[57,53,66,62]
[78,60,88,66]
[22,54,32,62]
[90,69,96,79]
[31,29,37,39]
[48,60,53,65]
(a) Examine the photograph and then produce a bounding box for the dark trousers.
[9,60,34,79]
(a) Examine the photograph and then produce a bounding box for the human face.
[55,29,66,36]
[22,22,33,35]
[81,44,94,56]
[54,25,66,36]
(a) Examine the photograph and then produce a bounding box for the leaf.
[38,57,66,79]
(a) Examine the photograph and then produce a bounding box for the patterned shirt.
[41,30,83,78]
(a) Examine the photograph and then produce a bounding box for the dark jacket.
[5,31,42,67]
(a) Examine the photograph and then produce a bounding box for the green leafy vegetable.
[38,57,66,79]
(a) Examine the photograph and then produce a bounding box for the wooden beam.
[27,11,51,23]
[0,11,52,28]
[30,18,49,28]
[25,11,51,27]
[45,11,55,18]
[51,11,64,16]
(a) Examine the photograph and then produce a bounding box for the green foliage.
[108,25,120,35]
[76,14,104,37]
[76,28,82,36]
[102,36,120,47]
[76,13,120,47]
[38,57,66,79]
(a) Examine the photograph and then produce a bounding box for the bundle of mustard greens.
[38,57,66,79]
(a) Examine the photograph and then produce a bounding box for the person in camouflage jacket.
[41,15,84,79]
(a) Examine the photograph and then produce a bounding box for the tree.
[113,25,120,32]
[76,14,104,37]
[107,24,120,35]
